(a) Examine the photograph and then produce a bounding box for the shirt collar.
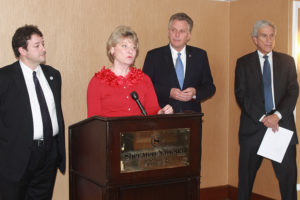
[169,44,186,57]
[19,60,42,79]
[257,50,272,59]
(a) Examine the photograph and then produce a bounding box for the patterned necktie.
[175,52,184,89]
[33,71,53,150]
[263,55,274,113]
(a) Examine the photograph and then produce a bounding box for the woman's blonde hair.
[106,25,139,63]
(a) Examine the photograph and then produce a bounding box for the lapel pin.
[50,76,54,80]
[189,54,192,58]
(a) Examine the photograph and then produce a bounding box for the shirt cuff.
[259,111,282,122]
[259,114,266,122]
[274,111,282,120]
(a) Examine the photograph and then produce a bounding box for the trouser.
[0,137,59,200]
[238,143,297,200]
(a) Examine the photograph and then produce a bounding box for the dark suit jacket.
[235,51,299,146]
[0,61,65,181]
[143,45,216,113]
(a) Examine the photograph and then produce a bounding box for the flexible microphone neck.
[130,91,147,116]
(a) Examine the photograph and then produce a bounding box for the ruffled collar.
[94,66,144,87]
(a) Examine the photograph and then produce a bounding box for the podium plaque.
[69,113,202,200]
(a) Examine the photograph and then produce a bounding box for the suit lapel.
[12,62,32,105]
[184,46,193,89]
[164,45,180,88]
[272,52,280,106]
[41,65,63,134]
[12,61,34,130]
[251,52,264,97]
[12,62,29,93]
[41,65,59,103]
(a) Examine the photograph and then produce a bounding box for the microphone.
[130,91,147,116]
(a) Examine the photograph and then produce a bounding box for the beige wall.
[0,1,229,199]
[0,0,298,199]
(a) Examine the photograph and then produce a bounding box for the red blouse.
[87,67,161,117]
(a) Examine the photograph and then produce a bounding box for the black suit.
[0,61,65,199]
[235,51,298,200]
[143,45,215,113]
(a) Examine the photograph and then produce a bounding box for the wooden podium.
[69,113,202,200]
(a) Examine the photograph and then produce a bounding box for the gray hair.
[252,20,276,37]
[168,13,193,33]
[106,25,139,63]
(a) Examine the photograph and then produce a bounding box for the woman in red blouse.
[87,26,173,117]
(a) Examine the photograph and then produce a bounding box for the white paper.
[257,127,293,163]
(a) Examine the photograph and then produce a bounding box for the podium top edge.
[69,112,203,129]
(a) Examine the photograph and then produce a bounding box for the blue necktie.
[33,71,53,150]
[263,55,274,113]
[175,53,184,89]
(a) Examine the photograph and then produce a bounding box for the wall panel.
[1,0,297,199]
[0,1,229,199]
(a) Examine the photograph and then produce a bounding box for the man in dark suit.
[0,25,65,200]
[143,13,215,113]
[235,20,298,200]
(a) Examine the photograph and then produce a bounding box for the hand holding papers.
[257,127,293,163]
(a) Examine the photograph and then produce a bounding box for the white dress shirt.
[170,44,187,76]
[20,60,59,139]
